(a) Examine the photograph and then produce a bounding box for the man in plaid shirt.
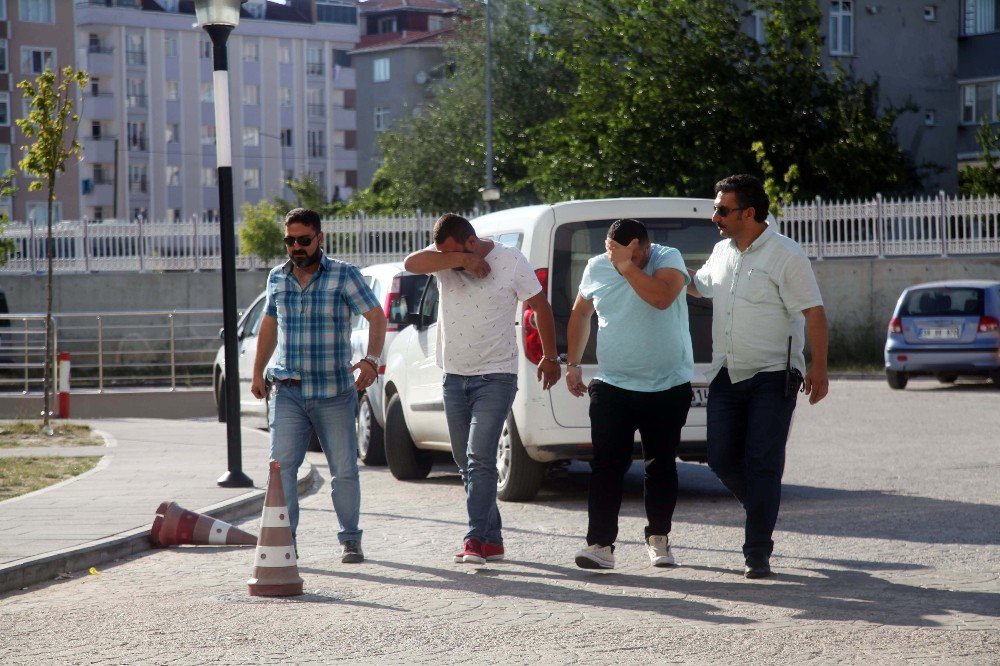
[251,208,386,564]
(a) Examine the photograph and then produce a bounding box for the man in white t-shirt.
[404,213,561,564]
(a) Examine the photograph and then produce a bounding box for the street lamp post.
[195,0,253,488]
[482,0,500,212]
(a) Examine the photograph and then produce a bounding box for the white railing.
[778,192,1000,259]
[1,195,998,273]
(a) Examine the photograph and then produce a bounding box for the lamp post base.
[217,470,254,488]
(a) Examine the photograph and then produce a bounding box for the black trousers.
[586,379,692,547]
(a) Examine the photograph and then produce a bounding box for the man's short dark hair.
[284,208,322,233]
[433,213,476,245]
[715,174,769,223]
[607,218,649,246]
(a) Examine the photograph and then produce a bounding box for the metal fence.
[0,310,224,394]
[1,195,998,274]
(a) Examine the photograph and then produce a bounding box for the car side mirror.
[406,312,425,329]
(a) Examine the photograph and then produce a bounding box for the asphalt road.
[1,378,997,664]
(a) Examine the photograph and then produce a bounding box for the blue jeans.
[442,372,518,544]
[269,382,361,544]
[706,369,797,559]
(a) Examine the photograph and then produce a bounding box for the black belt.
[276,378,301,387]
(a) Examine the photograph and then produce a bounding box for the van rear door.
[548,216,717,427]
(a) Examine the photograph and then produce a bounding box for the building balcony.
[333,107,356,131]
[82,93,116,120]
[81,137,118,163]
[86,50,115,77]
[308,104,326,118]
[332,67,355,89]
[81,182,115,207]
[126,95,148,110]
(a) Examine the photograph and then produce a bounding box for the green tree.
[16,66,89,433]
[0,173,15,265]
[238,200,285,266]
[959,121,1000,195]
[272,174,344,218]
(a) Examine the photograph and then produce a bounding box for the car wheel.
[990,369,1000,389]
[383,393,432,480]
[887,370,908,390]
[937,374,958,384]
[496,415,546,502]
[356,393,386,466]
[216,376,227,422]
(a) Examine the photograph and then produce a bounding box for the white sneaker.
[575,543,614,569]
[646,535,676,567]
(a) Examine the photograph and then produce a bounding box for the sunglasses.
[713,205,746,217]
[283,235,317,247]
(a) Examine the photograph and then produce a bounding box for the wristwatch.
[362,354,380,370]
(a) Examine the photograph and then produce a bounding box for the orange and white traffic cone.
[247,460,303,597]
[150,501,257,548]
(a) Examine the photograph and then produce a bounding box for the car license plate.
[691,386,709,407]
[919,327,960,340]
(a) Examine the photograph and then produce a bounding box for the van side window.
[243,297,268,337]
[419,277,439,324]
[493,232,522,250]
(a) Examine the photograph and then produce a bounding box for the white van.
[381,198,719,501]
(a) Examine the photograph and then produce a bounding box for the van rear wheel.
[887,370,908,390]
[496,416,545,502]
[384,394,432,480]
[357,394,386,466]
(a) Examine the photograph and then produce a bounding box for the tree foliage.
[959,121,1000,196]
[238,199,285,265]
[16,66,89,431]
[272,174,345,218]
[360,0,922,212]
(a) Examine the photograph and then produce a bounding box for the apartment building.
[352,0,458,188]
[957,0,1000,166]
[2,0,81,223]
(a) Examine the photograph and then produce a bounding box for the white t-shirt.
[432,242,542,375]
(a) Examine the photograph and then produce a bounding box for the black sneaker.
[341,540,364,564]
[744,554,771,579]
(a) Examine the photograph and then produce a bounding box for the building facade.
[957,0,1000,166]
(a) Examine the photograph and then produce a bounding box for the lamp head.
[194,0,247,28]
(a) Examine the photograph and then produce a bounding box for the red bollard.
[58,352,71,419]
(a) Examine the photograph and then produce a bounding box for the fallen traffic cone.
[150,501,258,548]
[247,460,303,597]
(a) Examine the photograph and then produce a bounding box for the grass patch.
[0,456,101,501]
[0,422,103,449]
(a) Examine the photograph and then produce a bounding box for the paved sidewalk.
[0,418,314,594]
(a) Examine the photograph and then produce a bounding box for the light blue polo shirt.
[579,244,693,392]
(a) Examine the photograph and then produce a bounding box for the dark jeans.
[586,380,692,547]
[706,368,797,559]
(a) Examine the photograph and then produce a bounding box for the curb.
[0,463,318,596]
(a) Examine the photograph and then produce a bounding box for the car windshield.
[551,217,718,364]
[900,287,983,317]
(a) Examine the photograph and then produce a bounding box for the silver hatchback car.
[884,280,1000,389]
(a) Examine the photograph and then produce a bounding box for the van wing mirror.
[405,311,425,328]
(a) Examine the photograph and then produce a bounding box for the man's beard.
[290,246,321,268]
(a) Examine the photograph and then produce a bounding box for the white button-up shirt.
[693,223,823,384]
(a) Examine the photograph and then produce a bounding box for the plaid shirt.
[265,252,379,399]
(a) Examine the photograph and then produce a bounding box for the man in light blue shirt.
[565,218,693,570]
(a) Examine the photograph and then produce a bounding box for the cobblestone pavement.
[0,379,997,664]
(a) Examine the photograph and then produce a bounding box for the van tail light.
[384,275,402,332]
[522,268,548,364]
[888,316,903,334]
[978,316,1000,333]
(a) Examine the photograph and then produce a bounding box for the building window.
[306,45,324,76]
[19,0,54,23]
[316,0,357,25]
[333,49,351,67]
[960,81,1000,124]
[242,39,259,62]
[126,78,146,108]
[129,165,147,193]
[166,80,179,101]
[21,47,55,75]
[164,33,178,58]
[27,202,61,224]
[243,84,259,106]
[0,93,8,126]
[307,88,325,117]
[92,206,104,222]
[127,121,147,151]
[201,125,216,145]
[280,128,293,147]
[374,106,390,132]
[0,40,8,74]
[200,39,212,59]
[429,16,445,31]
[165,123,180,144]
[279,42,292,64]
[125,34,145,66]
[244,127,260,147]
[280,87,292,107]
[373,57,390,83]
[166,165,181,187]
[829,1,853,56]
[244,168,261,190]
[131,208,146,222]
[378,17,397,33]
[964,0,1000,34]
[200,83,214,103]
[91,121,102,139]
[167,208,181,223]
[308,130,325,158]
[201,167,217,187]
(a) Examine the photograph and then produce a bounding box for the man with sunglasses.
[688,174,828,579]
[250,208,386,564]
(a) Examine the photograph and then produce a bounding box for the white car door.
[237,295,269,417]
[403,277,451,446]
